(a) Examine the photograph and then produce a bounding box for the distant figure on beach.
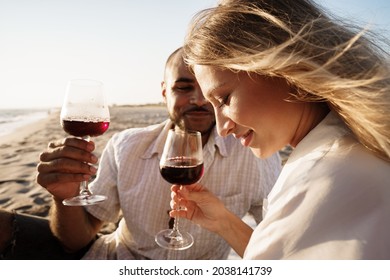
[0,47,281,259]
[169,0,390,259]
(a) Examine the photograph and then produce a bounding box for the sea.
[0,108,52,138]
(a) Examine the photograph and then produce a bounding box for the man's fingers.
[48,137,95,151]
[36,172,90,188]
[40,145,98,164]
[37,159,97,175]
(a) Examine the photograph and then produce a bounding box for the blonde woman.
[171,0,390,259]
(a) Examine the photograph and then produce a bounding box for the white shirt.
[244,112,390,259]
[83,120,281,259]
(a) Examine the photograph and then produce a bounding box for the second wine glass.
[60,79,110,206]
[155,129,204,250]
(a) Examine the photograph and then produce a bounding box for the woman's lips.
[240,130,253,147]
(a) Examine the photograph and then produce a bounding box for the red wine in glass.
[61,119,110,137]
[60,79,110,206]
[160,157,204,185]
[155,129,203,250]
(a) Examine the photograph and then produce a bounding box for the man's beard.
[169,114,215,136]
[174,117,187,131]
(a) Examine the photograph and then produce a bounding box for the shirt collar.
[207,126,229,158]
[141,119,172,160]
[287,111,351,163]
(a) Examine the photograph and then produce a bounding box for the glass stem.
[171,185,182,237]
[172,216,180,233]
[79,135,91,197]
[79,181,91,196]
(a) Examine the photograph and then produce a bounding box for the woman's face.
[193,65,306,158]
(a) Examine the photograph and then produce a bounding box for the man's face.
[162,54,215,135]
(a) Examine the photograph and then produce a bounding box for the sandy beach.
[0,105,169,219]
[0,105,290,259]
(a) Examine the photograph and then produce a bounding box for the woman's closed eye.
[218,94,231,108]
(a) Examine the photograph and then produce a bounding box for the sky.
[0,0,389,109]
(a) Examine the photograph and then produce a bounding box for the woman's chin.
[250,146,276,159]
[249,147,263,158]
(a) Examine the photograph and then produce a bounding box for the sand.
[0,105,169,218]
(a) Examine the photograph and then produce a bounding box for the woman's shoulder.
[312,134,390,188]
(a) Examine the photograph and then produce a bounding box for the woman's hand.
[170,184,231,234]
[170,183,254,257]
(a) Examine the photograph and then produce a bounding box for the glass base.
[155,229,194,250]
[62,194,107,206]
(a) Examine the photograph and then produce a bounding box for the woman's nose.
[215,110,234,137]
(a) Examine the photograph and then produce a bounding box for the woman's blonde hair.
[184,0,390,161]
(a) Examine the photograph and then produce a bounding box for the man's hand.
[36,137,98,200]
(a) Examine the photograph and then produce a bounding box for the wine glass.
[60,79,110,206]
[155,128,204,250]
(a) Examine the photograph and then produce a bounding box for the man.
[1,48,281,259]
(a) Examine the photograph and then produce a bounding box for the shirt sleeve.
[85,134,121,223]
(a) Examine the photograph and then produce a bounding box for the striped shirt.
[83,120,281,259]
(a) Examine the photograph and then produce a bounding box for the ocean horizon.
[0,108,53,138]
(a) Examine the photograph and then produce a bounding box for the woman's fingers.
[169,200,195,220]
